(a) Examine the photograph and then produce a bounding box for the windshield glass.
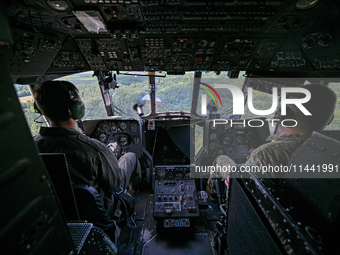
[198,71,245,117]
[155,73,192,113]
[109,74,150,117]
[58,71,193,118]
[197,71,276,120]
[112,72,192,116]
[59,71,273,119]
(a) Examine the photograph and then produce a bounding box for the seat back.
[40,154,118,247]
[73,184,115,230]
[40,153,80,220]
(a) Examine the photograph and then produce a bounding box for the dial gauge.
[210,132,217,140]
[103,124,109,132]
[111,124,118,133]
[120,122,127,130]
[176,170,184,179]
[223,134,233,145]
[130,122,139,133]
[167,171,174,179]
[118,135,129,146]
[210,142,218,150]
[158,169,166,179]
[99,133,106,143]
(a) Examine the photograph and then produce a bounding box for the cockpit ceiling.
[5,0,340,82]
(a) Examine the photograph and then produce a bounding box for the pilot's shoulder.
[246,134,298,163]
[251,140,279,155]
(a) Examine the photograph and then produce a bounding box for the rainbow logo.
[199,82,222,108]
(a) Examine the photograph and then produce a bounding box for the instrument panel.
[92,120,143,158]
[205,119,265,163]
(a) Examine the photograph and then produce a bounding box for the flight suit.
[34,126,141,215]
[245,133,311,178]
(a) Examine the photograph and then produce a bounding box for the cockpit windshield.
[59,70,277,120]
[15,71,340,139]
[57,71,193,118]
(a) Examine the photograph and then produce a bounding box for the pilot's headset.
[61,82,85,121]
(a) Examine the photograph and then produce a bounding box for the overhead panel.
[6,0,340,78]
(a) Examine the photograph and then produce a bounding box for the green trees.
[19,99,46,136]
[327,84,340,130]
[14,84,30,97]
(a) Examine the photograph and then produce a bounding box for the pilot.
[207,84,337,199]
[245,83,337,178]
[33,80,141,216]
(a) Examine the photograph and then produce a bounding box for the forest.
[14,72,340,140]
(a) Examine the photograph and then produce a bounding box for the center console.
[153,165,199,228]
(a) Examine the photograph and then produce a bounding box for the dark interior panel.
[6,0,340,83]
